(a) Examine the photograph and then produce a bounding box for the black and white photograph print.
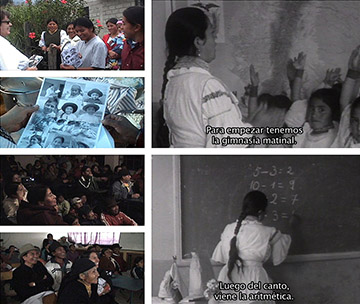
[153,0,360,148]
[1,77,145,148]
[152,155,360,304]
[16,78,110,148]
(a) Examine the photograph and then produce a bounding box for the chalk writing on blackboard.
[249,165,299,222]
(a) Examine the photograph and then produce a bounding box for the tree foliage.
[6,0,86,55]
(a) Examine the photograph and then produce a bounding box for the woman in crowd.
[102,18,123,70]
[2,182,26,223]
[99,248,121,276]
[39,18,67,69]
[57,259,99,304]
[16,185,67,225]
[83,250,114,303]
[12,244,55,303]
[60,18,107,70]
[121,6,144,70]
[61,21,81,53]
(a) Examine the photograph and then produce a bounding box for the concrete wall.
[85,0,136,37]
[152,156,360,303]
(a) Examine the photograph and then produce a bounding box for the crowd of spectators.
[0,156,144,225]
[1,234,144,303]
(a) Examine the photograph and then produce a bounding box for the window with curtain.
[67,232,121,245]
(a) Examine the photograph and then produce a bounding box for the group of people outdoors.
[0,5,144,70]
[1,235,144,303]
[0,156,144,226]
[157,7,360,148]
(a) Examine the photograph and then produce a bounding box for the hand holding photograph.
[16,78,110,148]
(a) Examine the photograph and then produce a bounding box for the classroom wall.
[152,156,360,303]
[12,155,120,170]
[152,0,360,145]
[1,232,66,249]
[1,232,143,251]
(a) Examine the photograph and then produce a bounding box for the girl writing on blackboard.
[211,191,291,304]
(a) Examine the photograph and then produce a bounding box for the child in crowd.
[131,256,144,280]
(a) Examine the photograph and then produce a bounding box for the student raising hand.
[323,68,342,87]
[348,45,360,71]
[339,45,360,112]
[287,52,306,102]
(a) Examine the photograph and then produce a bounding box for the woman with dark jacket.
[16,185,67,225]
[99,248,121,275]
[57,259,99,304]
[82,251,115,304]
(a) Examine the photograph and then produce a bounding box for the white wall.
[1,232,143,251]
[120,232,144,250]
[152,155,178,261]
[1,232,65,249]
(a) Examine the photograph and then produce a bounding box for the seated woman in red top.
[121,6,144,70]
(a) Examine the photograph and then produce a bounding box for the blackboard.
[180,156,360,256]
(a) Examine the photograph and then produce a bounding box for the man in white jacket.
[45,241,72,291]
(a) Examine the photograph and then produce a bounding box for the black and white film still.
[0,232,144,304]
[152,0,360,148]
[152,155,360,303]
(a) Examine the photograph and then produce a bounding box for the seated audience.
[78,205,104,225]
[99,248,121,275]
[11,244,55,303]
[100,197,137,226]
[83,250,114,303]
[57,259,99,303]
[112,169,140,201]
[17,185,67,225]
[2,182,26,223]
[67,244,80,263]
[45,241,72,291]
[1,156,144,225]
[131,256,144,280]
[111,244,127,272]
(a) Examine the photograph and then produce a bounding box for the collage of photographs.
[0,1,360,304]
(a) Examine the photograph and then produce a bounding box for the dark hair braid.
[161,52,177,101]
[227,191,268,282]
[227,211,248,282]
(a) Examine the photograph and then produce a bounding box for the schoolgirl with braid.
[211,191,291,304]
[158,7,253,148]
